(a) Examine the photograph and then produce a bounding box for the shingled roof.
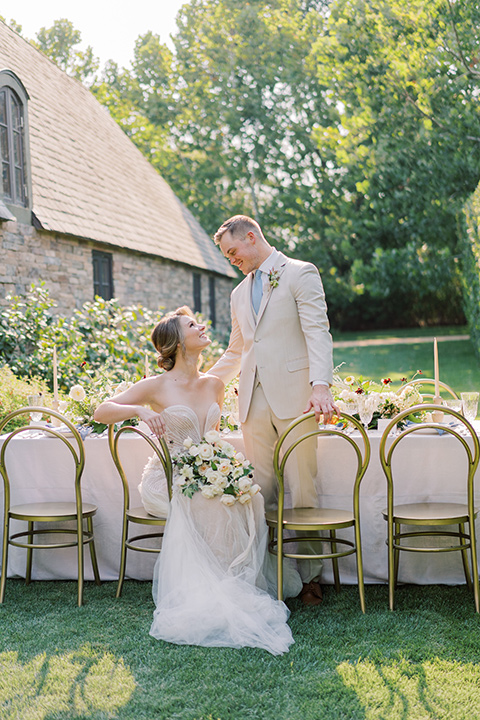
[0,21,235,278]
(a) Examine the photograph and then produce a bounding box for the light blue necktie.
[252,269,263,314]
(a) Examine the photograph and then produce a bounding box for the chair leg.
[116,518,129,598]
[387,518,395,611]
[330,530,341,593]
[354,522,365,613]
[25,520,34,585]
[0,515,10,603]
[77,518,84,607]
[468,521,480,613]
[393,522,401,589]
[268,525,275,544]
[459,522,473,592]
[86,517,101,586]
[277,527,284,603]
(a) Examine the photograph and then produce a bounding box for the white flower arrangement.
[64,374,136,434]
[174,429,260,505]
[332,367,424,428]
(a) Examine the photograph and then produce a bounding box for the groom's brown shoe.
[299,580,323,606]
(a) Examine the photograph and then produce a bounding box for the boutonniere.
[268,268,280,288]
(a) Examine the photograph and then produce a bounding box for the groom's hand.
[304,385,339,424]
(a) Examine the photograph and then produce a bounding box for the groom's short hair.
[213,215,262,245]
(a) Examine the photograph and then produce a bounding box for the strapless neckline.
[161,402,221,441]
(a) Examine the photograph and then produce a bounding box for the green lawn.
[2,580,480,720]
[2,326,480,719]
[332,328,480,393]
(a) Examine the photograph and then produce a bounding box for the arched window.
[0,70,31,220]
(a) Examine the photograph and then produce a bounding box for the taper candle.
[53,345,59,402]
[434,337,439,397]
[144,353,150,378]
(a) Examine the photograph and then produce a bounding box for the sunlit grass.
[337,657,480,720]
[0,646,135,720]
[1,580,480,719]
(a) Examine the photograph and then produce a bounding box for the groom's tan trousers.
[241,380,322,584]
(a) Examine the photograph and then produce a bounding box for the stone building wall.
[0,220,233,335]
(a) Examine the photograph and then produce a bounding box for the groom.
[209,215,337,605]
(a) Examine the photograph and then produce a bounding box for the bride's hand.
[138,408,166,438]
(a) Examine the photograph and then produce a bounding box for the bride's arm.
[94,377,166,437]
[212,376,225,430]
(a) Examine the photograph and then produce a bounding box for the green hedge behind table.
[0,283,224,396]
[461,184,480,361]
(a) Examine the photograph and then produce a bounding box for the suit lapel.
[256,253,287,325]
[234,273,256,330]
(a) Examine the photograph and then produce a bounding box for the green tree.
[33,18,100,85]
[312,0,480,258]
[0,16,22,34]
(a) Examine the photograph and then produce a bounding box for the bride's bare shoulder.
[201,373,224,391]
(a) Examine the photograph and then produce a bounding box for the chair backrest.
[396,378,459,400]
[379,403,480,514]
[273,412,370,519]
[108,424,173,511]
[0,407,85,514]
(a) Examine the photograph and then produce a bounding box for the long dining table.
[1,424,479,586]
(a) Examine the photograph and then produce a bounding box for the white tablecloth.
[1,426,479,585]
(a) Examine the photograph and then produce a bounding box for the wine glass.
[27,394,44,422]
[356,393,379,432]
[461,392,479,424]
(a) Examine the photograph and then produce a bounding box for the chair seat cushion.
[265,506,354,527]
[382,501,478,523]
[10,501,97,519]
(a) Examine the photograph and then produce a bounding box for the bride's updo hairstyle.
[151,306,194,371]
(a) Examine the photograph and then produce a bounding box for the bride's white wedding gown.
[139,403,301,655]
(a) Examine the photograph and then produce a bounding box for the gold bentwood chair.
[0,407,101,606]
[379,404,480,612]
[396,378,459,400]
[265,412,370,612]
[108,424,173,597]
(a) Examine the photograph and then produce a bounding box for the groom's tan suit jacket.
[210,251,333,423]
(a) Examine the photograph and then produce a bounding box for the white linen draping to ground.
[1,425,479,585]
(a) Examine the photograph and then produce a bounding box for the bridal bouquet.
[174,430,260,506]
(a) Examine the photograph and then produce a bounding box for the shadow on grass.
[1,580,480,719]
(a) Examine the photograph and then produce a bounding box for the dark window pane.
[0,90,6,126]
[13,130,22,166]
[209,276,216,328]
[0,85,26,206]
[193,273,202,313]
[2,162,11,198]
[10,94,20,131]
[15,167,23,203]
[1,126,8,161]
[92,251,114,300]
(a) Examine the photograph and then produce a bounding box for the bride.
[94,306,300,655]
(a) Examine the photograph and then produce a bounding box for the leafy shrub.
[340,243,464,330]
[0,284,224,395]
[0,365,54,432]
[461,185,480,359]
